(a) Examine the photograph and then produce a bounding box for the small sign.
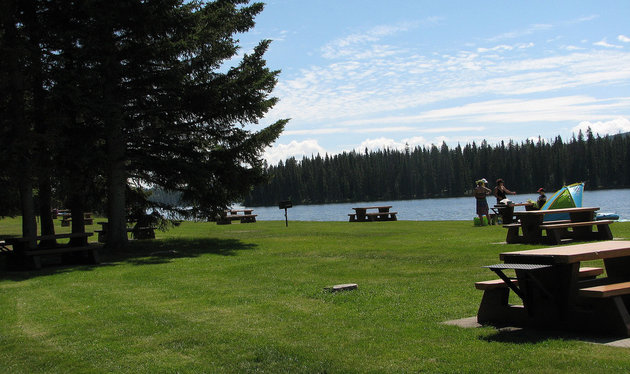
[279,200,293,209]
[279,200,292,227]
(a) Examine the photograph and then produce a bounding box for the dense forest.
[244,130,630,206]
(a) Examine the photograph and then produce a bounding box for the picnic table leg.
[544,228,563,245]
[31,255,42,270]
[477,287,510,323]
[87,248,100,264]
[355,209,366,222]
[603,256,630,280]
[596,223,613,240]
[505,226,521,244]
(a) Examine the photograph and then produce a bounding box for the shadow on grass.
[0,237,257,281]
[480,325,619,344]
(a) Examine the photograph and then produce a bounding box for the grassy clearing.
[1,218,630,373]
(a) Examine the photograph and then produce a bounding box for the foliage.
[0,0,285,243]
[246,131,630,206]
[1,218,630,372]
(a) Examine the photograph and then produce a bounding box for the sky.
[235,0,630,165]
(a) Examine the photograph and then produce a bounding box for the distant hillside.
[610,131,630,139]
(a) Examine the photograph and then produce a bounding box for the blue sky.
[236,0,630,164]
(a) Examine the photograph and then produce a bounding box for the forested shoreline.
[245,130,630,206]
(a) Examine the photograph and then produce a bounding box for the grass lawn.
[1,217,630,373]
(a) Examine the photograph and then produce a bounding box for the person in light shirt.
[474,178,492,225]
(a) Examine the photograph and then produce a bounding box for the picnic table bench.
[475,240,630,336]
[5,232,99,270]
[349,206,397,222]
[504,207,613,244]
[217,209,257,225]
[51,209,70,219]
[95,222,156,242]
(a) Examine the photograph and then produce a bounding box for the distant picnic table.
[217,209,257,225]
[348,206,397,222]
[95,221,156,242]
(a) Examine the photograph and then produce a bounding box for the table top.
[495,203,532,207]
[513,206,599,216]
[353,206,392,210]
[500,240,630,264]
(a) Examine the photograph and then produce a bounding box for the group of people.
[473,178,547,225]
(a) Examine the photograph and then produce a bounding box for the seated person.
[536,188,547,209]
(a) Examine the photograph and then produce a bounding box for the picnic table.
[5,232,99,269]
[348,206,397,222]
[503,206,614,244]
[492,202,532,224]
[217,209,257,225]
[95,222,156,242]
[60,212,95,226]
[475,240,630,336]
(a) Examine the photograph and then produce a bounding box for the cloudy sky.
[236,0,630,164]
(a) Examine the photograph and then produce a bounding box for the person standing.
[474,179,492,226]
[494,178,516,204]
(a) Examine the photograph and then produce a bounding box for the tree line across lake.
[245,130,630,207]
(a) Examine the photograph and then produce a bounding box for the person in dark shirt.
[536,187,547,209]
[494,178,516,204]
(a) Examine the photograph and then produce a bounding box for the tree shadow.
[0,237,257,281]
[106,237,257,265]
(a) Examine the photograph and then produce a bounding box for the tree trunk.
[4,4,37,248]
[70,195,87,247]
[38,177,57,248]
[19,179,38,249]
[105,119,128,250]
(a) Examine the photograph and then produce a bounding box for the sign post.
[278,200,293,227]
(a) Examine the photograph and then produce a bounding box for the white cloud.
[619,35,630,43]
[594,38,622,49]
[336,96,630,127]
[356,135,454,152]
[477,44,514,53]
[356,137,402,152]
[264,139,326,164]
[487,23,552,42]
[321,22,416,59]
[269,48,630,127]
[572,117,630,136]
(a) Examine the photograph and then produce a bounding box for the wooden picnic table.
[504,206,613,244]
[349,206,397,222]
[476,241,630,336]
[95,222,156,242]
[493,202,532,224]
[60,212,94,226]
[217,209,257,225]
[5,232,99,269]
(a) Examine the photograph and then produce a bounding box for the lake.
[241,188,630,222]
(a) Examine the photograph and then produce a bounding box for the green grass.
[1,218,630,373]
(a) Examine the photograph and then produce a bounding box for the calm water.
[241,189,630,222]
